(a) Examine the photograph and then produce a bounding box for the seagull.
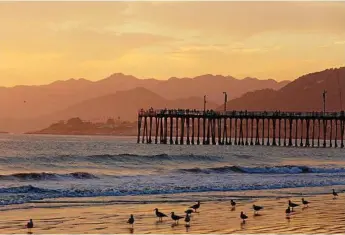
[240,211,248,223]
[171,212,184,224]
[185,213,191,226]
[253,204,263,215]
[332,189,339,199]
[26,219,34,233]
[285,207,291,218]
[185,209,194,215]
[127,214,134,228]
[190,201,200,212]
[288,200,299,212]
[302,198,309,207]
[231,199,236,207]
[154,208,168,221]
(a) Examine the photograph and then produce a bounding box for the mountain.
[221,67,345,112]
[1,88,219,133]
[0,73,288,120]
[151,75,289,103]
[46,87,219,122]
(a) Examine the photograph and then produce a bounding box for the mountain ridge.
[0,73,289,120]
[220,67,345,112]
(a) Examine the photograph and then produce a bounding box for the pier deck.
[137,109,345,148]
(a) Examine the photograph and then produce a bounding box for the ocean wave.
[1,179,345,206]
[0,172,98,181]
[0,185,58,194]
[0,153,223,166]
[178,165,345,174]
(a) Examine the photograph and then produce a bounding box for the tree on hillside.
[67,117,83,126]
[106,118,115,125]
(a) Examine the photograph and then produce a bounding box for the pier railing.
[137,109,345,148]
[139,109,345,118]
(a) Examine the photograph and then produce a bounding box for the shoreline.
[1,187,345,234]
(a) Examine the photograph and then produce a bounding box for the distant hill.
[27,118,138,136]
[0,73,288,120]
[220,67,345,112]
[1,88,219,133]
[44,87,219,122]
[146,75,289,104]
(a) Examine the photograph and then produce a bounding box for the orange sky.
[1,1,345,87]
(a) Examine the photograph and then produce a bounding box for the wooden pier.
[137,109,345,148]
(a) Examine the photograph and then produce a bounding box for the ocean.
[1,134,345,208]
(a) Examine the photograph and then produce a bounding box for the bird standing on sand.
[240,211,248,223]
[190,201,200,212]
[288,200,299,211]
[285,207,291,220]
[253,204,263,215]
[285,207,291,216]
[154,208,168,221]
[127,214,134,228]
[185,209,194,215]
[26,219,34,233]
[333,189,339,199]
[171,212,184,224]
[185,213,191,226]
[231,199,236,208]
[302,198,309,207]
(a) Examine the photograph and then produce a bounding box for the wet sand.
[1,191,345,234]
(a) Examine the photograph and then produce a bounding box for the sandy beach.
[1,187,345,234]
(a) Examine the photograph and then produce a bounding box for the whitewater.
[1,134,345,207]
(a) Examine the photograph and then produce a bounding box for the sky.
[1,1,345,87]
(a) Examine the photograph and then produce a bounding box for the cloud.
[126,2,345,38]
[0,1,345,86]
[334,41,345,45]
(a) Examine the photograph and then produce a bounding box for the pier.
[137,109,345,148]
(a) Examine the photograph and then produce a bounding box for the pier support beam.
[197,118,200,145]
[175,117,179,145]
[273,118,277,146]
[191,118,195,145]
[306,119,310,147]
[170,117,173,144]
[137,117,142,144]
[255,118,260,145]
[288,119,293,147]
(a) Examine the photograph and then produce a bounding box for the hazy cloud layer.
[1,2,344,86]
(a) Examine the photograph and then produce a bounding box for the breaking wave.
[0,153,224,166]
[0,172,98,181]
[1,179,345,206]
[178,165,345,174]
